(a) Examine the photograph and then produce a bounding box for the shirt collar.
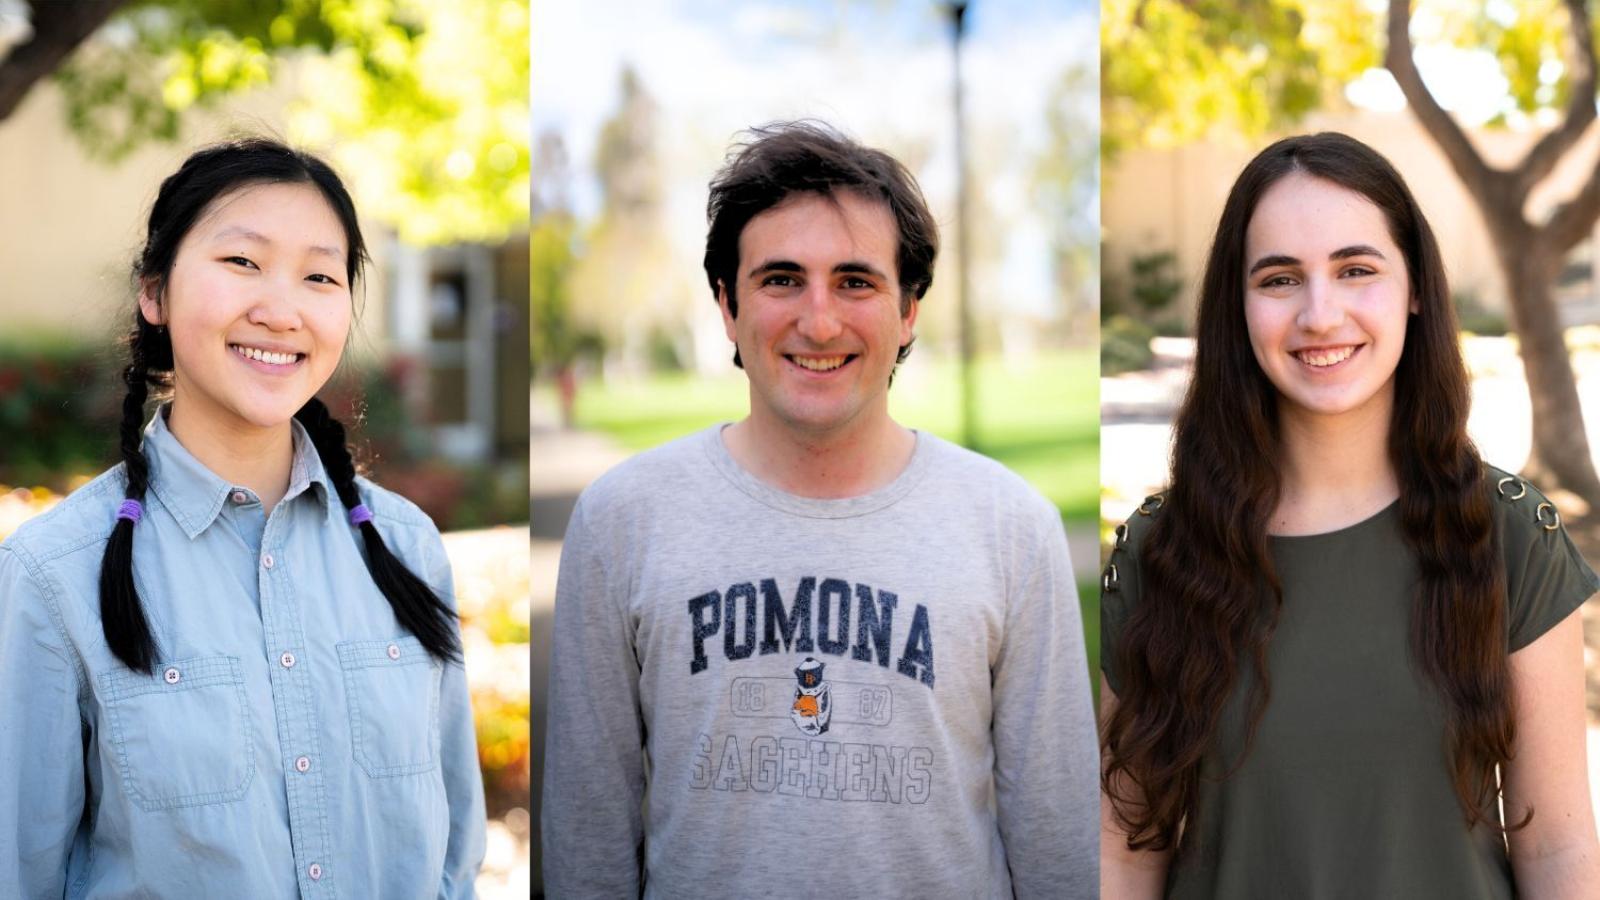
[144,406,333,539]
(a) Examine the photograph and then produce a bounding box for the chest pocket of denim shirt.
[337,636,441,777]
[98,655,254,812]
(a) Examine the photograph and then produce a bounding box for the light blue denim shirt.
[0,408,485,898]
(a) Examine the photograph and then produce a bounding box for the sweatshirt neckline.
[700,424,934,519]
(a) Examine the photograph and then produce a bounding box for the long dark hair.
[99,138,461,673]
[1102,132,1513,850]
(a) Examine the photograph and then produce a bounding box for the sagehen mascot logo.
[790,657,831,735]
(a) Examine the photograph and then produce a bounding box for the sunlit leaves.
[1104,0,1377,158]
[53,0,528,246]
[1105,0,1592,156]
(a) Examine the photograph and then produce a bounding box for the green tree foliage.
[1102,0,1377,157]
[50,0,528,245]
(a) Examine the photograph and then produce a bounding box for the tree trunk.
[0,0,125,122]
[1490,226,1600,512]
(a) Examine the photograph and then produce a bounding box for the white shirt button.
[230,490,248,504]
[162,666,180,685]
[295,755,311,773]
[308,862,322,880]
[262,553,274,569]
[386,643,401,660]
[280,651,296,668]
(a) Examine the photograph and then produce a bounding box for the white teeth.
[233,345,299,366]
[1295,346,1355,368]
[792,355,848,372]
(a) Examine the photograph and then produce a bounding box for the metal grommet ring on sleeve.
[1535,502,1560,532]
[1114,523,1130,548]
[1102,563,1120,593]
[1496,476,1526,501]
[1137,495,1164,516]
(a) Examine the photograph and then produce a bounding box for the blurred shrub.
[1454,290,1508,336]
[320,358,529,531]
[1127,251,1183,316]
[1102,315,1156,376]
[0,338,121,490]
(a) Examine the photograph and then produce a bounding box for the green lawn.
[569,348,1101,529]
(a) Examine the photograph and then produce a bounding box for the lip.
[1289,343,1364,372]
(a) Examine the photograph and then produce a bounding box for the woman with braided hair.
[0,138,485,896]
[1099,133,1598,897]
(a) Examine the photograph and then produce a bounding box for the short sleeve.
[1494,475,1600,652]
[1099,497,1159,696]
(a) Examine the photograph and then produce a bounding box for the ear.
[137,279,165,327]
[900,296,919,345]
[718,280,737,342]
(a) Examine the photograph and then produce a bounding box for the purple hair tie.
[349,504,374,527]
[116,499,143,524]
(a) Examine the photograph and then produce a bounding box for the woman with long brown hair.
[1100,132,1599,897]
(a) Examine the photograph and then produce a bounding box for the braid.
[295,397,462,663]
[97,317,165,673]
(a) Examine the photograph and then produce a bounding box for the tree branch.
[1385,0,1501,205]
[1542,161,1600,251]
[0,0,125,122]
[1513,0,1597,195]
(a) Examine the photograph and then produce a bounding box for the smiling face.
[139,181,352,437]
[1243,172,1413,423]
[720,190,916,440]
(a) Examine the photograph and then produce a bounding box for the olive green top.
[1101,467,1598,900]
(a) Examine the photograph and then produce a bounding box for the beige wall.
[1103,109,1600,323]
[0,71,390,353]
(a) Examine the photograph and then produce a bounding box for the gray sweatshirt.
[542,426,1098,898]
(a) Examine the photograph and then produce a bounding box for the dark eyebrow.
[746,260,889,282]
[748,259,803,279]
[1248,254,1299,275]
[835,261,888,281]
[1330,244,1385,261]
[211,225,345,261]
[1248,245,1386,276]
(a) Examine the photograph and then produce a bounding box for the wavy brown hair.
[1102,132,1515,851]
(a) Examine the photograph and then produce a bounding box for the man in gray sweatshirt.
[542,122,1098,898]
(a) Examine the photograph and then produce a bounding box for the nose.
[795,283,844,344]
[246,278,303,331]
[1294,274,1345,334]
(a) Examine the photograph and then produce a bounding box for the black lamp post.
[942,0,977,450]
